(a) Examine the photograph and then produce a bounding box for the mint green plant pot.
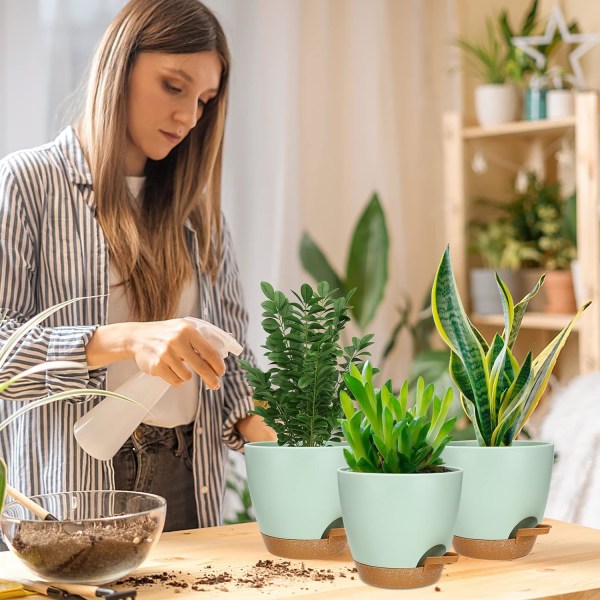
[244,442,347,559]
[442,440,553,559]
[337,467,462,589]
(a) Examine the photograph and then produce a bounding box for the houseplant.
[241,281,372,559]
[508,173,577,313]
[546,68,576,119]
[500,0,578,120]
[458,18,518,126]
[0,297,134,514]
[432,247,588,559]
[468,216,538,314]
[338,362,461,588]
[301,194,458,412]
[300,192,388,332]
[499,0,540,89]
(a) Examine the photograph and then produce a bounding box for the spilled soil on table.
[116,559,358,593]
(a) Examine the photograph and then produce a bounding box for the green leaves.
[432,247,491,442]
[432,247,589,446]
[300,193,388,330]
[457,18,508,84]
[340,362,456,474]
[345,194,389,329]
[242,281,373,447]
[299,236,344,298]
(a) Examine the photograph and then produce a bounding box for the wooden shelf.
[443,93,600,375]
[462,117,575,140]
[472,312,579,332]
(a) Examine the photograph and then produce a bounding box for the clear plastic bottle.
[73,371,171,461]
[74,319,243,461]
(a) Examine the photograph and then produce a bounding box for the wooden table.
[2,519,600,599]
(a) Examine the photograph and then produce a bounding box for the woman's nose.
[174,101,200,131]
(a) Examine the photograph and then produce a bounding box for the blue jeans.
[113,422,199,532]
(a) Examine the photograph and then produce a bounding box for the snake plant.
[432,247,589,447]
[340,361,456,473]
[0,298,134,513]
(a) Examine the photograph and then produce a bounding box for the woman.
[0,0,273,532]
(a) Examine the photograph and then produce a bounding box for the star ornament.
[511,4,600,90]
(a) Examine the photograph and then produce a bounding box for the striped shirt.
[0,126,256,526]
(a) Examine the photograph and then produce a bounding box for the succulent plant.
[340,361,456,473]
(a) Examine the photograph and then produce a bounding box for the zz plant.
[432,247,589,447]
[241,281,373,447]
[340,361,456,473]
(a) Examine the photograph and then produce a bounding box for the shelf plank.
[472,312,580,331]
[462,117,575,140]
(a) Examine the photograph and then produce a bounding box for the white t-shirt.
[105,176,200,427]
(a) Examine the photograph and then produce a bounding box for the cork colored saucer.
[261,527,347,559]
[453,524,552,560]
[355,552,458,589]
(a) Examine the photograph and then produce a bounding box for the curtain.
[298,0,459,374]
[207,0,460,375]
[0,0,124,157]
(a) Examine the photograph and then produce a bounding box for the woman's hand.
[236,413,277,443]
[85,319,226,389]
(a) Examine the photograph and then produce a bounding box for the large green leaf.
[345,193,389,329]
[432,247,492,442]
[298,233,345,297]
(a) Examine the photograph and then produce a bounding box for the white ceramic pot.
[546,89,574,120]
[474,84,518,127]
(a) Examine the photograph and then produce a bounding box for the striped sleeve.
[0,158,99,399]
[213,217,256,450]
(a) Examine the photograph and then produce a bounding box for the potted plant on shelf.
[241,281,372,559]
[458,19,518,127]
[508,173,577,313]
[500,0,540,89]
[432,247,589,560]
[468,216,538,314]
[338,362,461,589]
[301,192,458,401]
[501,0,578,120]
[546,67,576,120]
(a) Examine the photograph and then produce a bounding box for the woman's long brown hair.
[78,0,230,321]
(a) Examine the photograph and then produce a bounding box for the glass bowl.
[1,490,166,584]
